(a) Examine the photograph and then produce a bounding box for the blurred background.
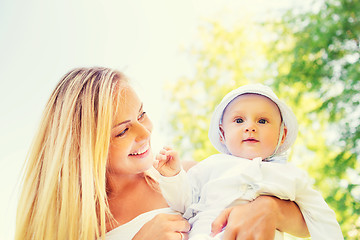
[0,0,358,239]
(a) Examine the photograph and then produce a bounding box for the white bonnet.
[208,84,298,156]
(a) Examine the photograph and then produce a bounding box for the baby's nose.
[245,125,256,132]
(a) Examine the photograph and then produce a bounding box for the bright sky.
[0,0,311,239]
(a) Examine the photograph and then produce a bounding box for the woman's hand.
[211,196,310,240]
[133,213,190,240]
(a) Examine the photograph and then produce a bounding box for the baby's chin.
[232,153,270,160]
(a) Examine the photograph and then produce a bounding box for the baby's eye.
[138,112,146,121]
[235,118,244,123]
[258,119,268,124]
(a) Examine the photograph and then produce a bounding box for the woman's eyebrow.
[113,120,130,129]
[113,103,144,129]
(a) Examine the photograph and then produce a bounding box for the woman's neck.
[106,172,145,199]
[106,172,168,230]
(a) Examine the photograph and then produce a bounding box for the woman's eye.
[116,128,129,137]
[258,119,268,124]
[235,118,243,123]
[138,112,146,121]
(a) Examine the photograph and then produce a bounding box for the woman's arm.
[269,197,309,237]
[211,195,310,240]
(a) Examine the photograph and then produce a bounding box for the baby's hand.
[154,146,181,177]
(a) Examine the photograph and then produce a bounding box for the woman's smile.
[129,144,151,157]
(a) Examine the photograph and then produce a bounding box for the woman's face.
[107,85,154,176]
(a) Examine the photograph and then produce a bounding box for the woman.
[15,67,309,240]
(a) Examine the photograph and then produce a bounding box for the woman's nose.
[135,123,152,142]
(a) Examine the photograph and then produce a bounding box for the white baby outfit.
[157,155,344,240]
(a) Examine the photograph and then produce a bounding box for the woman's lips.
[129,148,150,158]
[132,148,149,157]
[129,145,150,157]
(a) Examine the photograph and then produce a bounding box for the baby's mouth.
[243,138,259,143]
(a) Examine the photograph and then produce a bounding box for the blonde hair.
[15,67,127,240]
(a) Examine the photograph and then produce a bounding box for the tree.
[267,0,359,238]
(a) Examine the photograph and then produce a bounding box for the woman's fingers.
[175,231,189,240]
[166,214,191,232]
[211,207,231,236]
[154,213,191,232]
[212,197,279,240]
[133,213,190,240]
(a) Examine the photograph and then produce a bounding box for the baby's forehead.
[235,92,271,100]
[223,93,281,116]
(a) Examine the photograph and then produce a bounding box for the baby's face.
[220,94,285,160]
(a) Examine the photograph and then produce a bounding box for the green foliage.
[167,0,359,239]
[267,0,360,238]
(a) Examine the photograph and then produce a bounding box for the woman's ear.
[280,126,288,145]
[219,125,226,144]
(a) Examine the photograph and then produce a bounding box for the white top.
[105,208,178,240]
[157,154,344,240]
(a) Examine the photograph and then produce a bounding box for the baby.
[152,84,343,240]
